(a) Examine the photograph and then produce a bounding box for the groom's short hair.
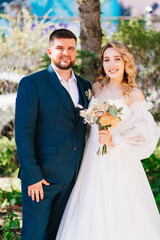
[49,29,77,44]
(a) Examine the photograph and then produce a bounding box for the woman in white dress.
[56,41,160,240]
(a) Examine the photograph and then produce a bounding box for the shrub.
[0,136,17,176]
[2,212,21,240]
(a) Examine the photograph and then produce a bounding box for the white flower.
[80,110,86,117]
[85,89,93,101]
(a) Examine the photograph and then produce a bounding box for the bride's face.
[103,47,125,81]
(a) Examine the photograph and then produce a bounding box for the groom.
[15,29,91,240]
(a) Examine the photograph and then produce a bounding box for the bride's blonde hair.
[93,41,138,96]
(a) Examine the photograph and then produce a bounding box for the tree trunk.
[76,0,102,82]
[76,0,102,53]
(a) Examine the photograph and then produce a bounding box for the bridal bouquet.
[78,99,123,155]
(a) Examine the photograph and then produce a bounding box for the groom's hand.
[28,179,50,202]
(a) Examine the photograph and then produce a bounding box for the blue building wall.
[27,0,121,17]
[101,0,121,17]
[28,0,78,17]
[0,0,121,35]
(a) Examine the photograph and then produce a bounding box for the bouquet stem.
[96,144,107,156]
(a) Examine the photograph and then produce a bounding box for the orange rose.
[111,115,120,128]
[99,113,120,128]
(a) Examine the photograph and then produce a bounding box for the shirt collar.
[51,63,77,83]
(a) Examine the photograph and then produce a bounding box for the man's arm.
[15,77,43,186]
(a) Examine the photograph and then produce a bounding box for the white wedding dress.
[56,91,160,240]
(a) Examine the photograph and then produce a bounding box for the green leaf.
[117,107,123,112]
[4,221,10,228]
[109,108,117,117]
[8,231,14,240]
[13,219,20,229]
[3,231,9,240]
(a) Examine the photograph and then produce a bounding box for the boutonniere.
[85,89,93,101]
[77,89,93,110]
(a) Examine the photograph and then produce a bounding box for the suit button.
[73,147,77,151]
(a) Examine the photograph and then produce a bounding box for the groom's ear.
[48,48,52,56]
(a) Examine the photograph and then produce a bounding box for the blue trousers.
[21,180,74,240]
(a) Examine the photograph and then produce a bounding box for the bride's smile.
[103,47,125,82]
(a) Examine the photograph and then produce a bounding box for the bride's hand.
[99,130,115,147]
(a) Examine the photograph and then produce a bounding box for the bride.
[56,41,160,240]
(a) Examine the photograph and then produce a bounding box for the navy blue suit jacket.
[15,65,91,186]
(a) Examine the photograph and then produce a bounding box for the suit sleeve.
[15,77,43,186]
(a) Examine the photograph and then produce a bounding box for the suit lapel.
[45,65,75,122]
[75,73,88,109]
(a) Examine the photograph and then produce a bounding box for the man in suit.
[15,29,91,240]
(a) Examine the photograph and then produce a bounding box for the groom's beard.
[55,59,75,70]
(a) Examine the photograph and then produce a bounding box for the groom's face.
[48,38,76,70]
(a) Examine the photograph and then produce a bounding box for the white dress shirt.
[51,64,79,107]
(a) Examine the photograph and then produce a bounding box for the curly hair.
[96,41,138,96]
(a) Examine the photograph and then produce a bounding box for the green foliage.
[0,136,17,175]
[142,141,160,211]
[111,18,160,85]
[73,50,99,83]
[40,53,51,69]
[0,187,22,209]
[2,212,21,240]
